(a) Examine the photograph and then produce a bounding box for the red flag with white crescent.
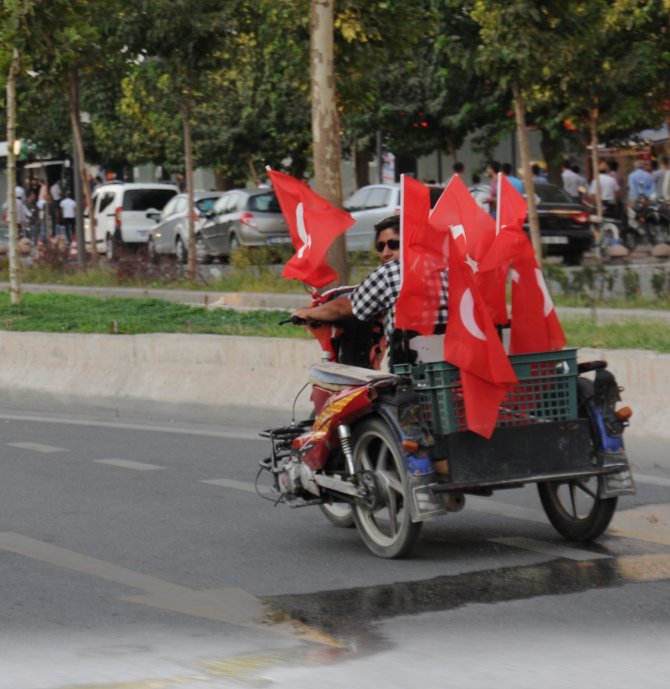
[443,229,517,438]
[509,257,567,354]
[268,169,353,289]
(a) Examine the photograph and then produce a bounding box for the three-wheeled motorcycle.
[257,289,636,559]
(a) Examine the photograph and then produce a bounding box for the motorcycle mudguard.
[580,373,636,498]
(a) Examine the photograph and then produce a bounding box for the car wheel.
[563,250,583,266]
[147,237,159,263]
[229,233,240,253]
[105,234,115,261]
[195,235,210,264]
[175,236,187,264]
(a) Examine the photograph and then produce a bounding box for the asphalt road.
[1,407,669,688]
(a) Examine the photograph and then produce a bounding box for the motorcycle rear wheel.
[537,378,618,541]
[351,417,421,559]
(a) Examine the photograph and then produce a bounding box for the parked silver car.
[343,183,444,251]
[147,191,224,263]
[199,188,289,259]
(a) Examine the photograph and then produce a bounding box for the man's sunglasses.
[376,238,400,252]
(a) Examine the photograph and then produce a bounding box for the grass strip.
[0,293,668,352]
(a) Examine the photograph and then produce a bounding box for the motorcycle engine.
[277,455,320,498]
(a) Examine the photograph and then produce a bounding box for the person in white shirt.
[589,162,619,216]
[59,191,76,242]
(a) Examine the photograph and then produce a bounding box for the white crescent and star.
[534,268,554,317]
[511,267,554,318]
[459,288,486,341]
[295,202,312,259]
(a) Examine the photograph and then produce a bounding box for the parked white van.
[86,182,178,257]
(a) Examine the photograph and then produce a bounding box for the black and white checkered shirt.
[350,259,448,345]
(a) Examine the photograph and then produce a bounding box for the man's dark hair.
[501,162,513,176]
[374,214,400,239]
[531,164,541,175]
[453,162,464,174]
[486,160,501,174]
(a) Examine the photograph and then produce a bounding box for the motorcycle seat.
[309,361,397,391]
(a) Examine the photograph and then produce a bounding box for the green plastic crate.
[393,349,579,436]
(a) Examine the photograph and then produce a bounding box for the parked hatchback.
[343,183,444,251]
[88,182,179,258]
[199,188,288,259]
[529,183,592,265]
[147,191,224,263]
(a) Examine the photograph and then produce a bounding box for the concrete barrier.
[0,331,666,439]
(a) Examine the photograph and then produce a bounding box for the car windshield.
[535,184,574,204]
[195,197,219,214]
[248,192,280,213]
[122,189,177,211]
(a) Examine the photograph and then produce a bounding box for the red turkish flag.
[431,175,509,324]
[395,176,445,335]
[443,230,518,438]
[509,257,567,354]
[268,169,353,288]
[429,174,495,262]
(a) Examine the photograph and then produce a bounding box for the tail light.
[240,212,257,227]
[114,207,122,231]
[571,211,590,224]
[615,406,633,422]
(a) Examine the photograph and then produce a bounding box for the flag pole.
[495,172,502,235]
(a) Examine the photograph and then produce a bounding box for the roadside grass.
[0,292,668,352]
[0,292,306,338]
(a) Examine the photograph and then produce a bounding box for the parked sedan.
[343,183,444,251]
[529,183,592,265]
[199,188,289,259]
[148,191,224,263]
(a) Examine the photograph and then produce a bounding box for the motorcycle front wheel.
[351,417,421,558]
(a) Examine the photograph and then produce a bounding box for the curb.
[0,332,666,445]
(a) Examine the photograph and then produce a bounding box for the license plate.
[267,237,291,245]
[541,236,569,245]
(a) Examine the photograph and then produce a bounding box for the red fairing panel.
[294,386,373,470]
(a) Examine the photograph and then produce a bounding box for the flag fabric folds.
[268,169,353,289]
[443,230,518,439]
[509,257,567,354]
[395,175,445,335]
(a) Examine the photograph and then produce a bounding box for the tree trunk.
[182,94,197,280]
[512,83,541,264]
[310,0,348,284]
[539,127,563,185]
[68,70,97,266]
[589,106,603,219]
[665,114,670,159]
[354,144,370,189]
[6,49,21,305]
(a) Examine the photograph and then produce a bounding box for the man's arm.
[292,295,353,323]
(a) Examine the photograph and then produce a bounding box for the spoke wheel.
[538,379,617,541]
[351,417,421,558]
[319,502,355,528]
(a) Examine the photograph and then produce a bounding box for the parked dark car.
[528,183,592,265]
[199,188,289,260]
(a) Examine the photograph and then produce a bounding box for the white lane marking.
[634,473,670,488]
[0,532,342,647]
[94,459,165,471]
[0,412,263,441]
[201,478,257,493]
[7,441,68,453]
[490,536,611,561]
